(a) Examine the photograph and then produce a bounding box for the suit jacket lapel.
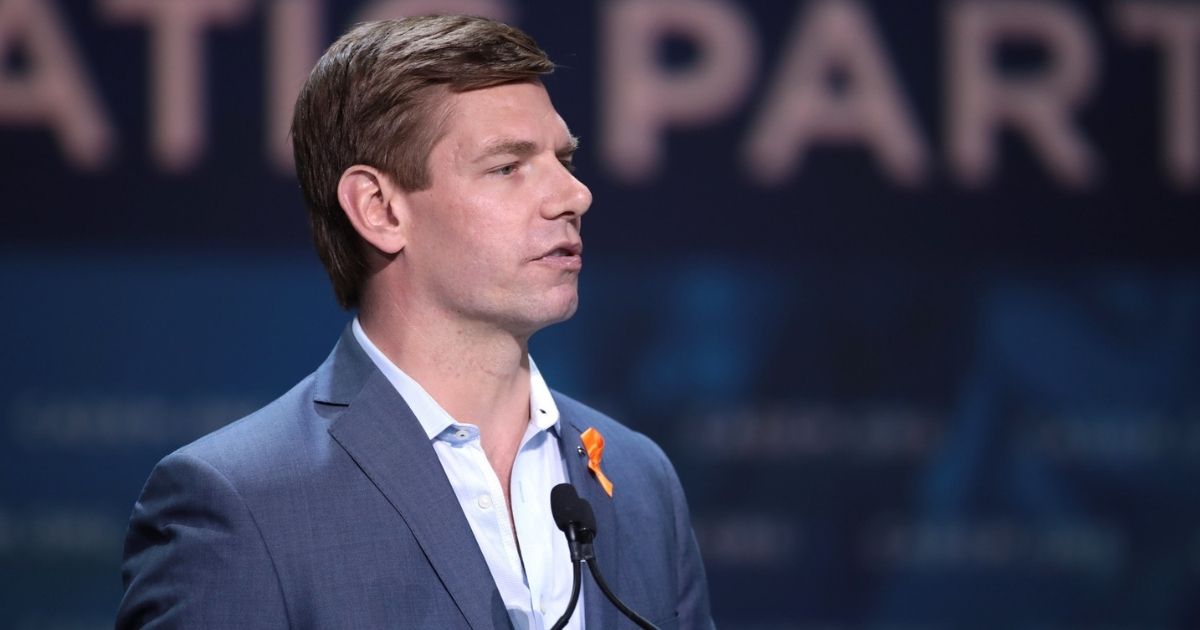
[556,407,619,630]
[318,327,508,630]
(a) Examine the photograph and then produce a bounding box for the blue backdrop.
[2,0,1199,627]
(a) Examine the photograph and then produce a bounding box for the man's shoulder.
[162,370,329,486]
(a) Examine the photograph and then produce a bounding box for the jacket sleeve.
[659,450,716,629]
[116,451,291,629]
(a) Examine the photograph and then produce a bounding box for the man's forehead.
[442,84,572,143]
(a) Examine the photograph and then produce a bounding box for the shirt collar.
[352,317,559,440]
[529,355,560,433]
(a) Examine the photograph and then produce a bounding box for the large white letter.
[0,0,114,169]
[948,0,1099,188]
[602,0,757,182]
[744,0,928,187]
[102,0,252,171]
[266,0,322,173]
[1117,3,1200,189]
[355,0,510,23]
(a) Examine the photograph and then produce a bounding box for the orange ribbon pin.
[580,427,613,497]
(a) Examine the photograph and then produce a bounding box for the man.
[116,14,713,630]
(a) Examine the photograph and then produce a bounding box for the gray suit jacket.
[116,326,713,629]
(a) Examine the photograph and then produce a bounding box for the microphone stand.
[549,484,660,630]
[549,559,582,630]
[549,522,589,630]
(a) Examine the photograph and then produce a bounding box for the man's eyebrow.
[474,138,538,162]
[473,135,579,162]
[557,135,580,157]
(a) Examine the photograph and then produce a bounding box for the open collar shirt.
[352,318,585,630]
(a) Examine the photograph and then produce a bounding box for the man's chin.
[545,298,580,326]
[507,295,579,337]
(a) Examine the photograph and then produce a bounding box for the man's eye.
[493,163,518,176]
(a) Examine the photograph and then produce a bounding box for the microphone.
[551,483,596,562]
[548,483,659,630]
[548,484,588,630]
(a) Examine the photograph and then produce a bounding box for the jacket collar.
[312,323,376,407]
[318,325,511,630]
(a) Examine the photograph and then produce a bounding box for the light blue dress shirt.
[353,319,585,630]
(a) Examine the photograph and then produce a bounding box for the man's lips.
[533,241,583,269]
[534,241,583,260]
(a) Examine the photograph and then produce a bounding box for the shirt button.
[477,494,492,510]
[455,429,469,439]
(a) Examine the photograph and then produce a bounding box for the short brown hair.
[291,15,555,309]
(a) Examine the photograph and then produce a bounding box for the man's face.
[401,81,592,337]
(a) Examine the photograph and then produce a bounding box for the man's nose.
[544,163,592,223]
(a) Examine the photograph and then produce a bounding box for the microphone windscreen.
[551,483,581,532]
[576,494,597,532]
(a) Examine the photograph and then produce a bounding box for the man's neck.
[357,299,533,461]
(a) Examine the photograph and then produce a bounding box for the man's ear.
[337,164,408,255]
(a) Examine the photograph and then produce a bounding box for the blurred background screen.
[2,0,1199,628]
